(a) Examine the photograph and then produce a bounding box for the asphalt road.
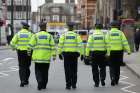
[0,49,140,93]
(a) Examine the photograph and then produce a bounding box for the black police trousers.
[35,63,50,89]
[109,50,123,83]
[90,51,106,85]
[62,52,79,88]
[17,50,31,84]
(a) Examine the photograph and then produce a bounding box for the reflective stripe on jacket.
[28,31,55,63]
[10,28,32,50]
[58,31,83,55]
[105,28,131,55]
[86,29,107,56]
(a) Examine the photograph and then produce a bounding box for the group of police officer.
[10,20,131,91]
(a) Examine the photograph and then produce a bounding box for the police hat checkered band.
[39,22,47,27]
[21,21,30,27]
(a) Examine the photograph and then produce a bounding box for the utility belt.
[90,51,107,57]
[62,52,80,58]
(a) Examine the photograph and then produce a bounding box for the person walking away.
[134,28,140,51]
[106,21,131,86]
[28,22,56,90]
[58,22,83,90]
[10,22,32,87]
[86,23,107,87]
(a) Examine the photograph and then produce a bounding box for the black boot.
[111,80,115,86]
[101,81,105,86]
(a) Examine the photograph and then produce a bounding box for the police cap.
[39,22,47,28]
[21,21,30,27]
[67,22,75,28]
[95,23,103,29]
[110,20,119,27]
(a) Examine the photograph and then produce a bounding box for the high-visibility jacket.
[86,29,107,56]
[28,31,55,63]
[105,28,131,55]
[58,31,83,55]
[10,28,32,50]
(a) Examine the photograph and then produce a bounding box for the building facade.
[39,0,76,31]
[95,0,115,26]
[5,0,31,31]
[96,0,140,26]
[0,0,2,19]
[77,0,97,29]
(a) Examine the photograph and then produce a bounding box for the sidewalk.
[124,51,140,78]
[0,45,11,50]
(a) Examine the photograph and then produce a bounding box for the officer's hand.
[12,48,15,51]
[53,55,56,61]
[27,50,31,56]
[59,54,63,60]
[128,52,131,55]
[81,55,84,61]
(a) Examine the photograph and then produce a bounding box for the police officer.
[106,21,131,86]
[28,23,56,90]
[86,23,107,87]
[58,22,83,90]
[10,22,32,87]
[134,28,140,51]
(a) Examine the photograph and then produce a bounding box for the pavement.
[124,51,140,79]
[0,47,140,93]
[0,45,11,50]
[0,45,140,79]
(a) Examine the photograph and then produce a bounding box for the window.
[51,8,60,13]
[53,15,59,22]
[62,16,66,22]
[71,16,74,22]
[46,16,50,22]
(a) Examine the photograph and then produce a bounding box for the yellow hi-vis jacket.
[86,29,107,56]
[28,31,55,63]
[10,28,32,50]
[58,31,83,55]
[105,28,131,55]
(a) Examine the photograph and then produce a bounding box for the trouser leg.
[109,64,115,82]
[42,63,50,88]
[92,62,99,85]
[71,61,78,87]
[25,54,31,83]
[64,61,71,87]
[114,65,120,83]
[99,63,106,82]
[17,50,29,83]
[35,63,43,89]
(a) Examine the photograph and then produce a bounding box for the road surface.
[0,49,140,93]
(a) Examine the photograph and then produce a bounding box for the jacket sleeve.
[121,32,131,53]
[77,35,84,55]
[86,35,92,56]
[10,33,18,49]
[58,34,65,55]
[105,32,110,56]
[28,34,37,49]
[50,35,56,56]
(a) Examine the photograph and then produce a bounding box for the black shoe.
[115,81,119,85]
[37,85,43,91]
[94,84,99,87]
[72,85,76,89]
[20,83,24,87]
[101,81,105,86]
[42,86,46,89]
[111,81,115,86]
[24,81,29,85]
[66,87,71,90]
